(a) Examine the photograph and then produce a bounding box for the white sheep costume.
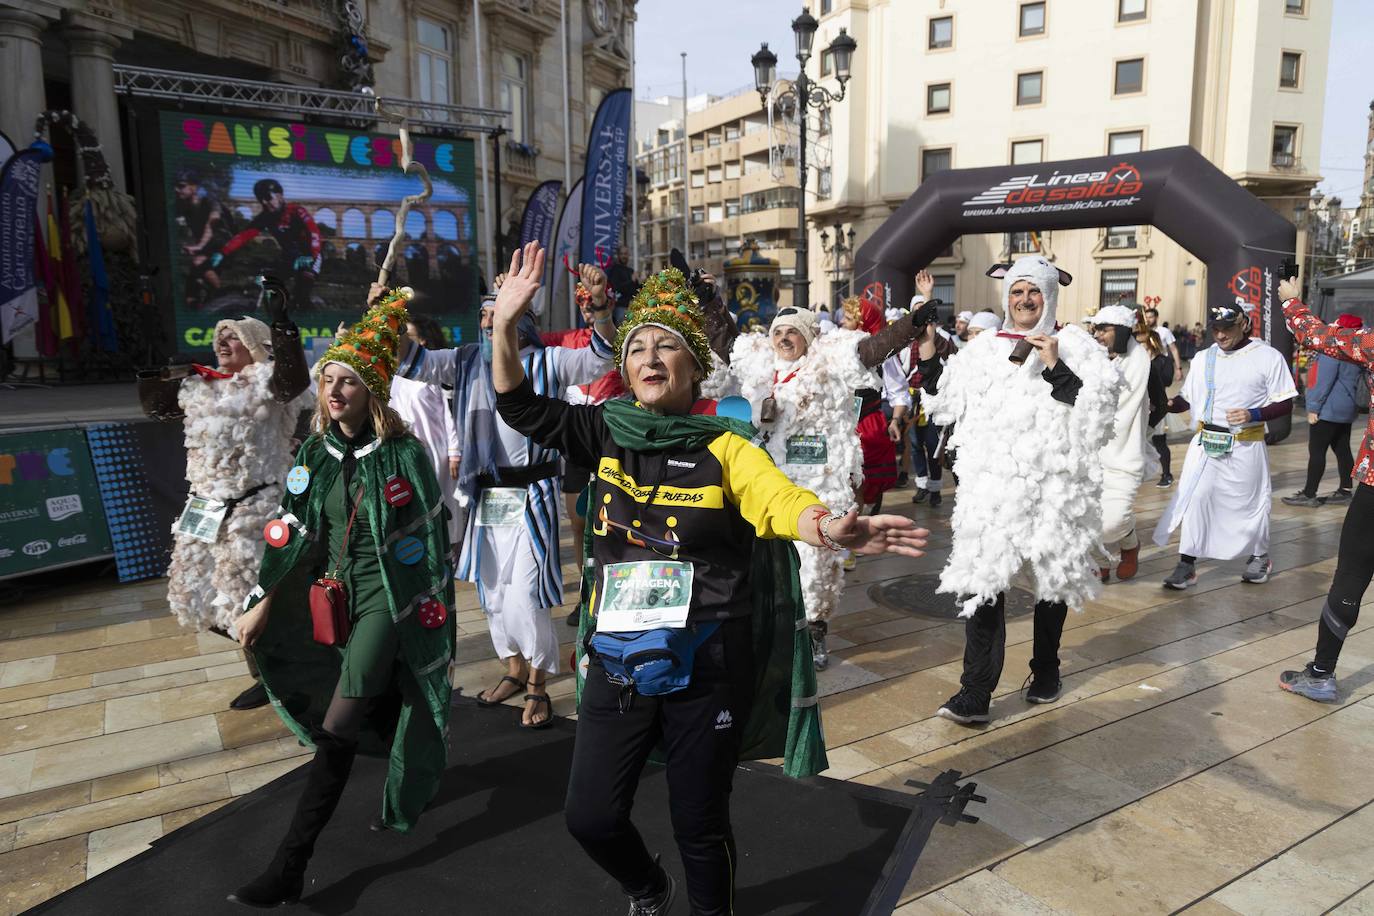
[1090,305,1152,558]
[924,256,1122,617]
[166,325,313,631]
[703,312,875,623]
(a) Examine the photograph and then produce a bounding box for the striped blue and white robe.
[400,336,611,623]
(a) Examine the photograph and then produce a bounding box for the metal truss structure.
[112,65,509,136]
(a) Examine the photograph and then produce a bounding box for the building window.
[821,0,833,13]
[497,51,530,144]
[921,148,952,181]
[725,200,740,218]
[933,274,956,305]
[818,107,831,135]
[1280,51,1302,89]
[690,206,705,224]
[707,204,723,222]
[1009,231,1041,254]
[1019,2,1046,36]
[927,83,952,115]
[691,138,705,152]
[1016,71,1043,106]
[1106,226,1138,249]
[690,171,705,188]
[1272,125,1299,168]
[707,133,722,147]
[1011,139,1044,164]
[1100,268,1139,305]
[1108,129,1144,154]
[928,16,953,50]
[1118,0,1146,22]
[817,167,832,200]
[1285,0,1305,13]
[820,49,833,77]
[725,125,740,141]
[1114,58,1144,95]
[707,166,722,183]
[724,161,741,180]
[416,17,453,109]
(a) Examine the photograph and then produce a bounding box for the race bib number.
[852,395,864,418]
[1200,428,1235,458]
[596,561,694,632]
[176,496,228,543]
[786,434,829,465]
[476,487,527,526]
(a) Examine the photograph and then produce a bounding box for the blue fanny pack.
[588,622,721,696]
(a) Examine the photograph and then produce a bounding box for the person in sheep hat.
[912,255,1122,724]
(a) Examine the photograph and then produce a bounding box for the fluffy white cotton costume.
[166,345,313,631]
[1091,305,1152,556]
[703,317,877,622]
[924,256,1122,616]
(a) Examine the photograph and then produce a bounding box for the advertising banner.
[520,179,561,317]
[0,427,113,580]
[550,178,585,325]
[0,142,54,344]
[578,89,631,267]
[158,111,481,350]
[86,422,187,583]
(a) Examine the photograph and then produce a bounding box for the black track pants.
[1302,419,1354,497]
[1314,484,1374,672]
[958,594,1068,703]
[564,617,754,916]
[1151,434,1172,478]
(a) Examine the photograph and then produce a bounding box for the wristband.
[818,512,844,552]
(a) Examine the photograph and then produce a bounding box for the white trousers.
[1153,437,1272,560]
[475,525,560,675]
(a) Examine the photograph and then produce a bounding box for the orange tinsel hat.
[316,287,412,402]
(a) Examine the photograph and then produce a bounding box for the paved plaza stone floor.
[2,424,1372,914]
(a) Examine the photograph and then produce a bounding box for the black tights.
[1302,419,1354,497]
[1151,434,1172,477]
[1314,484,1374,673]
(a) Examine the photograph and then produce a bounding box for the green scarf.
[574,399,828,778]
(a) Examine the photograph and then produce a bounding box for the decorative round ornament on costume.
[716,395,753,424]
[394,536,425,565]
[383,476,414,507]
[417,597,448,628]
[285,466,311,495]
[263,519,291,548]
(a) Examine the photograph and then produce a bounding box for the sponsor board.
[0,428,110,578]
[46,494,82,521]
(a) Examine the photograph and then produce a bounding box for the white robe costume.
[1152,338,1296,560]
[402,336,611,674]
[703,327,875,622]
[1095,312,1152,556]
[389,374,462,543]
[924,257,1122,617]
[167,362,312,630]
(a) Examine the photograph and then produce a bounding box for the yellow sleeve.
[708,432,821,540]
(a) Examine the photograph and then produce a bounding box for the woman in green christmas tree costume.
[491,242,929,916]
[227,288,455,908]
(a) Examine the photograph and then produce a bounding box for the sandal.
[521,692,553,729]
[476,675,525,707]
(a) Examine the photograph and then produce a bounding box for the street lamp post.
[819,221,858,307]
[752,10,856,310]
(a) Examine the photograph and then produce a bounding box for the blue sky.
[634,0,1371,200]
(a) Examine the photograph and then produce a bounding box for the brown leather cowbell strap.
[269,322,312,404]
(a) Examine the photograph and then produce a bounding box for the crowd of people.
[141,233,1370,913]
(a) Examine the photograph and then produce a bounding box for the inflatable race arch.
[854,145,1297,441]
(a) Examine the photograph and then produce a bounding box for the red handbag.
[308,487,363,647]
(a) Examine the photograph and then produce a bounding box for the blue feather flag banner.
[83,199,118,352]
[578,88,632,268]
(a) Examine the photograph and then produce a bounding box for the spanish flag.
[46,205,75,341]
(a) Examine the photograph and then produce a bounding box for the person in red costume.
[214,179,323,307]
[1276,277,1374,703]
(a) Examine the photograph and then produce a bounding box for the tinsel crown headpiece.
[612,267,712,370]
[317,287,413,403]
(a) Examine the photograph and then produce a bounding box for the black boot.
[228,730,357,908]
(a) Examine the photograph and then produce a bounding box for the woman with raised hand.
[491,241,927,916]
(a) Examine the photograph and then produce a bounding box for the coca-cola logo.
[58,534,88,547]
[22,539,52,557]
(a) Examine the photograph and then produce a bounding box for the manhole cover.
[867,574,1036,622]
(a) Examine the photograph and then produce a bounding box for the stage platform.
[0,383,144,431]
[28,701,938,915]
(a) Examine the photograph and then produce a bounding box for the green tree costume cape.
[574,400,828,778]
[247,428,455,832]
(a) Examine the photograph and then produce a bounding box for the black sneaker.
[809,620,829,671]
[911,488,929,504]
[565,607,581,627]
[229,682,269,711]
[896,471,909,488]
[937,690,990,725]
[1023,672,1062,704]
[1156,473,1174,489]
[1281,491,1322,508]
[627,866,676,916]
[1326,489,1353,504]
[928,492,943,508]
